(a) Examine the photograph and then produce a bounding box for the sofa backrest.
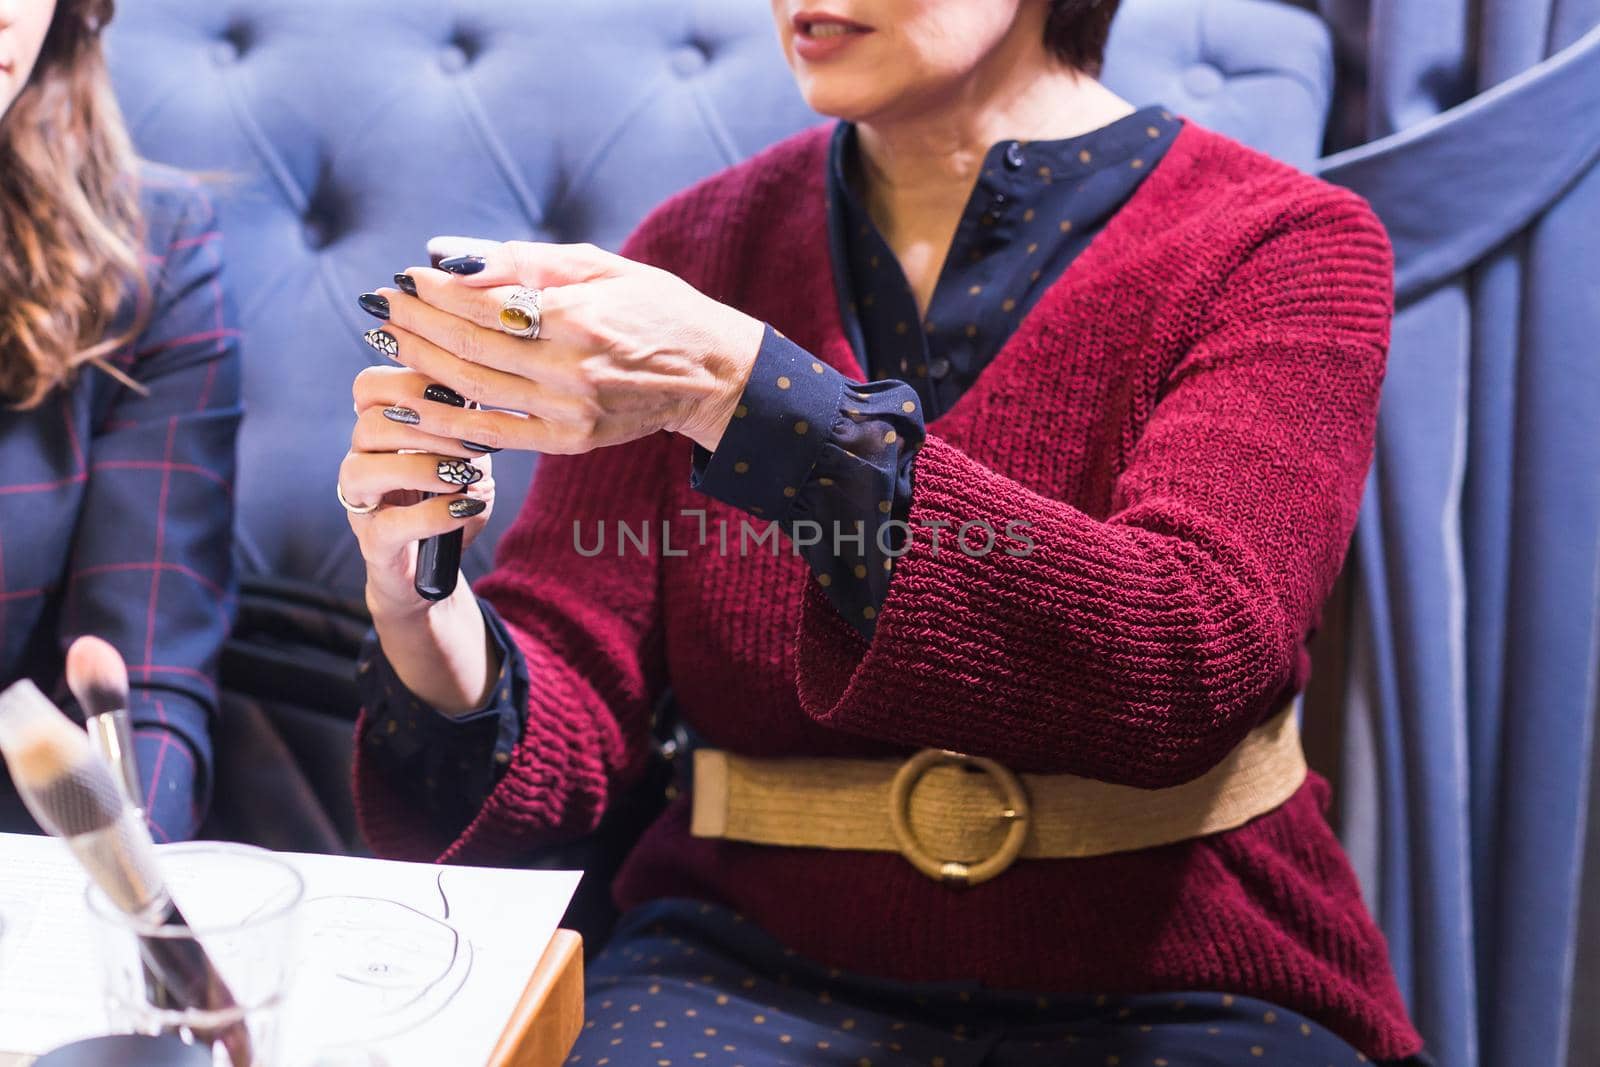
[105,0,1332,606]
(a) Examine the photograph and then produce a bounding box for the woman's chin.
[793,75,901,124]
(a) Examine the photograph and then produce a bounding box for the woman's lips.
[792,15,873,62]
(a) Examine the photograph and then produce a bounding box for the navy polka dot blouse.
[692,106,1181,636]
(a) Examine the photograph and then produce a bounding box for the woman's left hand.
[366,241,765,455]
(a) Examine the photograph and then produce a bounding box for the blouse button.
[1003,142,1025,170]
[929,356,952,380]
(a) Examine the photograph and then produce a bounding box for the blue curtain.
[1313,4,1600,1065]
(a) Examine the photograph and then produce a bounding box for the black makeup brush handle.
[137,901,253,1067]
[415,505,463,602]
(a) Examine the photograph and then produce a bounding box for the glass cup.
[85,843,304,1067]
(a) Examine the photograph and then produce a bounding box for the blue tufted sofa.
[103,0,1335,863]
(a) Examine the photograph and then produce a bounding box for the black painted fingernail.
[393,273,418,296]
[424,383,467,408]
[358,293,390,320]
[383,406,420,425]
[438,255,487,276]
[437,458,484,486]
[363,328,399,361]
[449,497,488,519]
[420,385,497,451]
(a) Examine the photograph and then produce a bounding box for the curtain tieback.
[690,706,1307,887]
[1320,21,1600,304]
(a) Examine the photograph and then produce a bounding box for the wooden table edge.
[488,929,585,1067]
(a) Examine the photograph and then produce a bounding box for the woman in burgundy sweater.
[339,1,1424,1062]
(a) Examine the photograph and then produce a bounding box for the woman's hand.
[360,241,767,455]
[341,365,501,714]
[342,365,496,616]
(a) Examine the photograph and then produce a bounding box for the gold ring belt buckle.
[887,749,1031,888]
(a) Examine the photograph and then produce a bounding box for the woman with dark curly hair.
[343,0,1425,1062]
[0,0,240,842]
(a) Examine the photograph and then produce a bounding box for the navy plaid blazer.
[0,164,241,841]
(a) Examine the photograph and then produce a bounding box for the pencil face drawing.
[293,872,475,1046]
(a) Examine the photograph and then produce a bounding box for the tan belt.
[690,708,1306,887]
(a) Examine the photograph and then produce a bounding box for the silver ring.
[497,287,542,340]
[336,482,380,515]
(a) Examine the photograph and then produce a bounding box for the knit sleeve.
[793,190,1393,788]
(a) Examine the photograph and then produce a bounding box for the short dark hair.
[1044,0,1122,76]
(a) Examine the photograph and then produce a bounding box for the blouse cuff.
[355,599,528,832]
[691,325,927,638]
[691,326,844,522]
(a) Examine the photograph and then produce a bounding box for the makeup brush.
[0,680,162,914]
[65,635,171,1012]
[0,680,253,1067]
[65,635,142,815]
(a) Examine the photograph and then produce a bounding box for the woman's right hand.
[342,365,501,713]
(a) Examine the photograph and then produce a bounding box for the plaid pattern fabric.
[0,165,241,842]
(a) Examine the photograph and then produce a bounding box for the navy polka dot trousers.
[568,899,1430,1067]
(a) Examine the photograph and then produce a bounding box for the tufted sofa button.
[212,20,251,64]
[301,217,331,251]
[1181,63,1226,97]
[671,43,709,77]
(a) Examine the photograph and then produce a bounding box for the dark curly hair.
[1044,0,1122,76]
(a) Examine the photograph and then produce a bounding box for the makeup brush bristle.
[65,635,131,720]
[0,679,93,793]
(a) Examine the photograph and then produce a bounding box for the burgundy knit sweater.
[354,120,1420,1059]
